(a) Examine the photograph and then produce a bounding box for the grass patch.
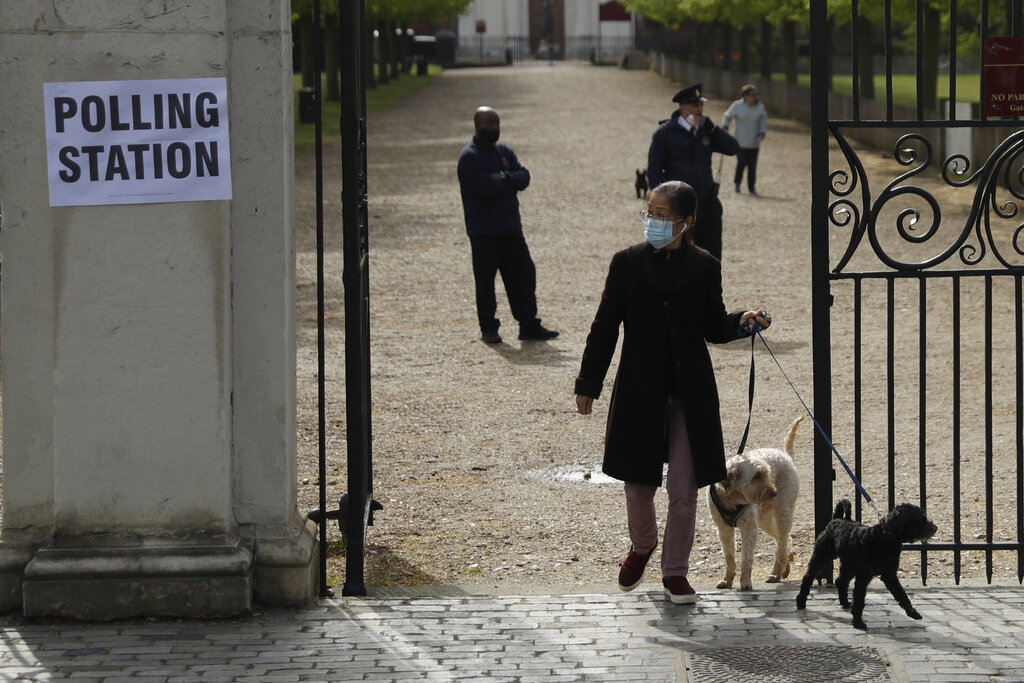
[771,72,981,110]
[293,65,442,154]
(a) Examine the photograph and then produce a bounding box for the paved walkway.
[1,580,1023,681]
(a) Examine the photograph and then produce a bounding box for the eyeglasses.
[639,210,680,222]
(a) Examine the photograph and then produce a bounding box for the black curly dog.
[796,499,937,629]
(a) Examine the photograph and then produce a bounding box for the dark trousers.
[734,148,760,191]
[469,232,540,333]
[694,195,723,261]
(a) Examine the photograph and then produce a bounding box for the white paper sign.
[43,78,232,207]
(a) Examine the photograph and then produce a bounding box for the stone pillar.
[0,0,316,619]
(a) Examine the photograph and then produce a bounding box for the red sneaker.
[618,541,657,591]
[662,576,697,604]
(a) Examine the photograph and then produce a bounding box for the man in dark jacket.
[457,106,558,344]
[646,84,739,260]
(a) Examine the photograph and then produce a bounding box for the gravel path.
[297,63,1020,591]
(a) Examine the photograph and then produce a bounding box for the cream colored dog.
[708,416,804,590]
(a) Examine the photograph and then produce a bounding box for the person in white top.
[722,84,767,195]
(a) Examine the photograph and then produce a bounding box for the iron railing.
[811,0,1024,584]
[306,0,381,598]
[454,34,634,65]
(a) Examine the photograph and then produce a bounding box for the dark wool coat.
[574,241,747,488]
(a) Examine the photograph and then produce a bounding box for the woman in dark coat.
[574,180,770,604]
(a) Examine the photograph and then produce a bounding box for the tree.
[833,0,951,114]
[623,0,809,80]
[367,0,472,82]
[292,0,471,98]
[292,0,341,96]
[762,0,808,85]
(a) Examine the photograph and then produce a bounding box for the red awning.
[599,1,631,22]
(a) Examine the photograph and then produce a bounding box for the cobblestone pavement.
[1,580,1023,681]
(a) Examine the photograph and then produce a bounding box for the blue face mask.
[644,216,685,249]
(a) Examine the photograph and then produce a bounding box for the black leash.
[734,321,883,520]
[715,327,756,528]
[734,329,756,456]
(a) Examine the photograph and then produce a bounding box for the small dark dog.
[635,169,648,198]
[796,499,937,630]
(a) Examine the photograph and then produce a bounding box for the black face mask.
[477,129,500,145]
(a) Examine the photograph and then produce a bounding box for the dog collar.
[710,484,749,528]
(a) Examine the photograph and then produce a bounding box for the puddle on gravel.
[534,465,618,484]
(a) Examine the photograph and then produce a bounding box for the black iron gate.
[306,0,379,598]
[810,1,1023,583]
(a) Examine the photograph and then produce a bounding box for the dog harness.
[709,484,749,528]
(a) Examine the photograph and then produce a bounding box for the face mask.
[477,129,500,144]
[644,216,684,249]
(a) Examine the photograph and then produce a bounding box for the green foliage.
[774,71,983,107]
[293,65,443,154]
[619,0,685,28]
[623,0,807,28]
[293,0,471,23]
[827,0,1021,59]
[291,0,339,22]
[628,0,1016,36]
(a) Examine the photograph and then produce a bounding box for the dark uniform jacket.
[457,136,531,236]
[574,241,746,488]
[646,110,739,198]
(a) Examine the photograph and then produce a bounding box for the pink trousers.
[623,398,697,578]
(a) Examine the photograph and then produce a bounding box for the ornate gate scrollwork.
[830,128,1024,273]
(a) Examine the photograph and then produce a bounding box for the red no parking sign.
[983,36,1024,116]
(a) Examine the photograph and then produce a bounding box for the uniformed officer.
[646,83,739,260]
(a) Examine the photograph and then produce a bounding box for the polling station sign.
[43,78,232,207]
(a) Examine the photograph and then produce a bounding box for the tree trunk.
[376,20,390,85]
[921,7,939,114]
[299,18,317,89]
[399,25,410,73]
[1007,0,1023,33]
[324,15,340,101]
[760,19,772,80]
[783,21,797,85]
[857,16,875,100]
[692,23,701,65]
[825,16,834,90]
[386,21,399,80]
[721,23,732,71]
[739,25,753,75]
[366,25,376,89]
[696,23,709,66]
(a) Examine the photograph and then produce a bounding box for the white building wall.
[600,20,633,39]
[566,0,596,35]
[459,0,517,37]
[507,0,529,36]
[457,0,631,41]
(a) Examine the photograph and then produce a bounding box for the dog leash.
[739,323,884,520]
[734,327,757,456]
